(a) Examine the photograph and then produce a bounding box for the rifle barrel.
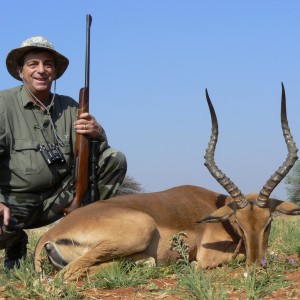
[85,14,92,89]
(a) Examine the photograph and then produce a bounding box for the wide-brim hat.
[6,36,69,81]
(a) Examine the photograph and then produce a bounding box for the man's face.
[19,51,56,96]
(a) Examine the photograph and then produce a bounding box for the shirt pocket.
[11,140,44,175]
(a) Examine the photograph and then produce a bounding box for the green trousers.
[0,147,127,249]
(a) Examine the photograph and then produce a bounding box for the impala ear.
[197,205,235,223]
[270,199,300,215]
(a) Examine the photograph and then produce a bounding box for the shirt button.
[43,119,50,128]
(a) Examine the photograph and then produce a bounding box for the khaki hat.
[6,36,69,81]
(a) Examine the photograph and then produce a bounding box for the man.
[0,36,127,269]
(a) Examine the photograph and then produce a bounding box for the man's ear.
[18,68,23,79]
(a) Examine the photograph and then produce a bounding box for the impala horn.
[256,83,298,207]
[204,89,248,208]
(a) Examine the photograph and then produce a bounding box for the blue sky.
[1,1,300,199]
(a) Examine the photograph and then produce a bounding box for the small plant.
[243,263,288,299]
[169,232,190,267]
[177,268,228,300]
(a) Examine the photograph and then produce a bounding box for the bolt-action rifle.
[64,14,99,215]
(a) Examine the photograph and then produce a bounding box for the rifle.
[64,14,97,215]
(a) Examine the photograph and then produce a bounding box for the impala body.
[34,84,300,280]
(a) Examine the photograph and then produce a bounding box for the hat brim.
[6,46,69,81]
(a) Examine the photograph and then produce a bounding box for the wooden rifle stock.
[64,15,92,215]
[63,88,90,215]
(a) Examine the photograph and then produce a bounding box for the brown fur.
[34,185,300,280]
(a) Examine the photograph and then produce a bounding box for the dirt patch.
[81,277,179,299]
[80,269,300,300]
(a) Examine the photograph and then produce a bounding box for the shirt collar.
[21,85,55,112]
[20,86,33,108]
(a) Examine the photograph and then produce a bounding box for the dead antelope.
[34,84,300,280]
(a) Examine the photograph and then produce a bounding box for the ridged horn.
[204,89,248,208]
[256,83,298,207]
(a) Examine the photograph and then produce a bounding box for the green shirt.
[0,86,108,200]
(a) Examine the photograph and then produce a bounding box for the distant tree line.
[285,160,300,204]
[117,175,145,195]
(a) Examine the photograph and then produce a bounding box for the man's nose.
[37,62,46,73]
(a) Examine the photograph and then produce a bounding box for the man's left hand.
[74,112,103,139]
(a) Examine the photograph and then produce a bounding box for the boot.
[4,230,28,269]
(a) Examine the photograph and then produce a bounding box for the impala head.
[199,83,300,266]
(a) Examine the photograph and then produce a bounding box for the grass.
[269,215,300,256]
[0,215,299,299]
[85,258,163,289]
[175,250,299,300]
[0,258,81,299]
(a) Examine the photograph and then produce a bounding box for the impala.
[34,84,300,280]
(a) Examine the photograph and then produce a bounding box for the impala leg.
[62,257,116,281]
[63,252,158,281]
[62,229,157,280]
[62,250,151,280]
[61,242,125,281]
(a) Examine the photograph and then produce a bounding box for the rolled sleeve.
[98,127,109,153]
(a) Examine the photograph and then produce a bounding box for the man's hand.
[74,112,103,139]
[0,203,10,226]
